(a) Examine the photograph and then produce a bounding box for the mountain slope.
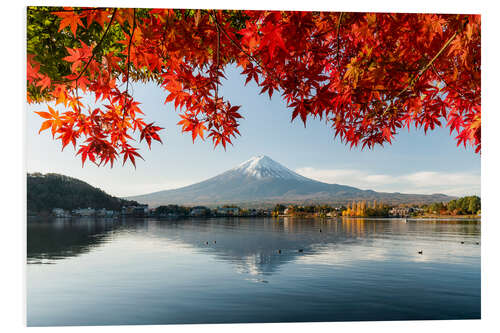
[127,155,453,207]
[27,173,140,213]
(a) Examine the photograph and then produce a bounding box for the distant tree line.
[273,203,344,217]
[153,204,272,217]
[154,205,191,216]
[272,196,480,218]
[27,173,139,213]
[423,195,480,215]
[272,201,391,217]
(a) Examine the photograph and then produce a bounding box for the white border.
[2,0,499,332]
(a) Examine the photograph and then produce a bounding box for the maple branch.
[209,11,282,89]
[125,9,136,96]
[30,7,108,13]
[381,21,466,116]
[72,8,117,84]
[410,33,460,87]
[431,64,469,100]
[160,15,169,62]
[123,8,137,121]
[311,12,345,39]
[215,12,220,113]
[68,8,117,116]
[209,11,265,73]
[336,12,343,71]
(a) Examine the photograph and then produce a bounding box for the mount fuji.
[127,155,452,207]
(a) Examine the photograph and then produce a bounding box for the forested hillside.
[27,173,139,213]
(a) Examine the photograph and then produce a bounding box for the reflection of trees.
[27,217,118,262]
[27,217,154,263]
[27,217,480,275]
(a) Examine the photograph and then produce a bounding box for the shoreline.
[278,215,480,221]
[27,214,481,222]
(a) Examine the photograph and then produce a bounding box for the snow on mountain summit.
[231,155,308,180]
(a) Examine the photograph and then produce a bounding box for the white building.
[96,208,114,217]
[73,207,95,216]
[216,207,240,216]
[52,208,69,217]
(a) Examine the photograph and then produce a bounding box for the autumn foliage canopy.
[27,7,481,167]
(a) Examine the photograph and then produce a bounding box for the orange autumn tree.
[27,7,481,167]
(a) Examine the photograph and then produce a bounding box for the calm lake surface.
[27,217,481,326]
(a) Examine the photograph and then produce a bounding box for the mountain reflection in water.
[27,217,480,326]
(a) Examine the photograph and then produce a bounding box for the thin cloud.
[115,180,194,197]
[295,167,480,197]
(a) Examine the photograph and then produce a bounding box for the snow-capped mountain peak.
[127,154,454,207]
[231,155,307,180]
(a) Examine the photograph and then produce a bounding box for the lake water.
[27,217,481,326]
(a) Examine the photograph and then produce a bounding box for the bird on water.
[418,250,423,254]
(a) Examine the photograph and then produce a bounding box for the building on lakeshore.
[260,209,272,216]
[326,211,338,217]
[190,206,209,217]
[72,207,95,216]
[389,207,422,217]
[96,208,115,217]
[122,205,149,217]
[248,209,258,217]
[215,207,240,216]
[52,208,70,217]
[133,205,149,217]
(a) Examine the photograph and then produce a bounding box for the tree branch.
[123,9,137,120]
[381,20,467,116]
[210,11,266,73]
[336,12,343,71]
[215,11,220,113]
[431,64,469,100]
[29,7,108,13]
[209,10,281,88]
[72,8,118,84]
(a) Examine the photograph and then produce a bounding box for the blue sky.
[26,65,480,198]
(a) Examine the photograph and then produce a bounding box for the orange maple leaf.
[54,8,85,37]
